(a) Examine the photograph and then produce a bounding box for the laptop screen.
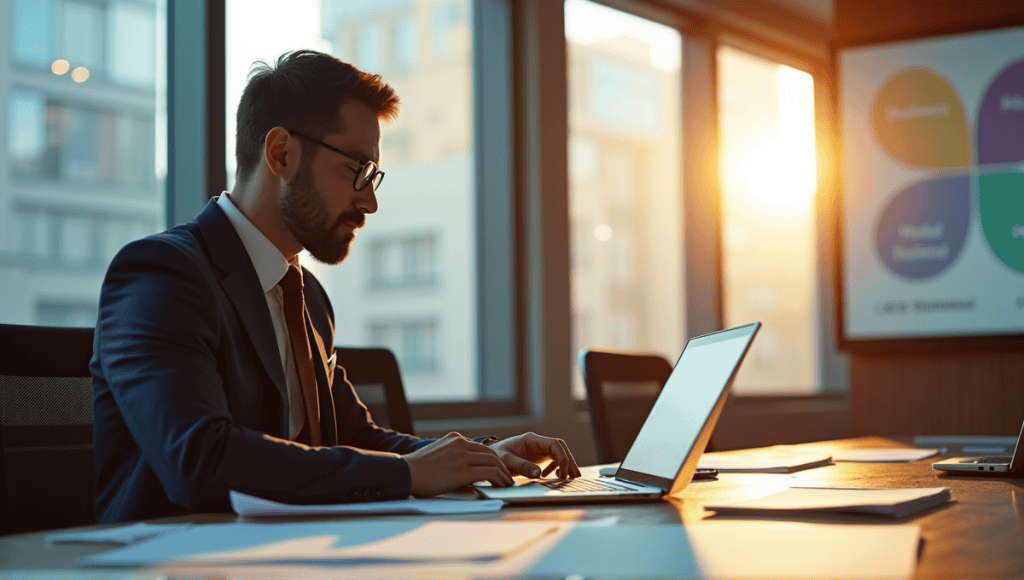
[619,324,758,481]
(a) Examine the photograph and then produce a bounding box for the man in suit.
[91,50,580,524]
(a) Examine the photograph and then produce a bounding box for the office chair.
[0,323,96,535]
[334,347,415,436]
[579,347,716,464]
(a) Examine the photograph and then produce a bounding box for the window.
[9,93,152,188]
[226,0,513,409]
[717,46,819,394]
[1,0,166,326]
[392,15,417,72]
[566,0,685,399]
[355,23,383,72]
[368,319,440,379]
[369,233,438,290]
[431,3,462,61]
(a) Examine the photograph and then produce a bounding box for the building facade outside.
[0,0,164,328]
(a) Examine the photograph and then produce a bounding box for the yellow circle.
[71,67,90,83]
[51,59,70,75]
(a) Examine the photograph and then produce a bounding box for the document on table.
[89,521,563,566]
[229,490,503,517]
[528,522,921,580]
[705,486,951,518]
[832,448,940,462]
[47,523,193,545]
[697,447,832,473]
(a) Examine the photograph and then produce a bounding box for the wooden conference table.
[1,436,1022,578]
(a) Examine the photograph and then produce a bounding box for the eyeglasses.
[287,130,384,192]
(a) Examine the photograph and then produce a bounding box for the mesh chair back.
[334,347,414,436]
[578,348,676,464]
[0,323,95,535]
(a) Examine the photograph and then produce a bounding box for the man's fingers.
[469,466,514,487]
[504,454,542,479]
[465,449,513,479]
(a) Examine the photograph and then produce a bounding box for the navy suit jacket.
[91,199,432,523]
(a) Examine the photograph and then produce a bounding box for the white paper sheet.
[697,449,833,472]
[47,523,193,545]
[832,448,940,462]
[229,490,503,517]
[705,486,951,517]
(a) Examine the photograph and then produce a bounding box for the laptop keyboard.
[537,477,639,493]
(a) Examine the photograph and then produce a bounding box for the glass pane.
[1,0,167,326]
[717,46,819,394]
[565,0,685,399]
[226,0,478,402]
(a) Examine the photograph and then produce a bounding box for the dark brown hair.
[234,50,399,185]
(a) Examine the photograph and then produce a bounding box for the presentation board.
[839,25,1024,344]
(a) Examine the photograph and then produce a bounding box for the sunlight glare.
[721,64,816,212]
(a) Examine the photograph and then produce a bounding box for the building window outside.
[392,15,417,72]
[566,0,685,399]
[431,2,461,61]
[369,233,437,290]
[355,22,382,73]
[2,0,166,326]
[717,46,819,394]
[12,0,157,88]
[368,319,439,375]
[36,301,99,327]
[8,93,152,188]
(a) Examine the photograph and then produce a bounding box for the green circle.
[978,171,1024,274]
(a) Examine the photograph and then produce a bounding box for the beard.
[278,164,365,265]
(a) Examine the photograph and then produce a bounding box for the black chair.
[0,323,96,535]
[334,347,415,436]
[579,347,718,464]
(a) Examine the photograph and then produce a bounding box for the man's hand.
[490,432,581,480]
[402,432,514,497]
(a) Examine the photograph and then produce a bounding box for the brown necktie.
[278,264,322,446]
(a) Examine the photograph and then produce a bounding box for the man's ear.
[264,127,301,180]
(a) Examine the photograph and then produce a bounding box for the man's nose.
[356,183,378,214]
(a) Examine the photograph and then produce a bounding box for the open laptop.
[475,322,761,504]
[932,419,1024,475]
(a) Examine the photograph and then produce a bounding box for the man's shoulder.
[111,220,208,268]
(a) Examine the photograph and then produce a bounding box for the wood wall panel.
[836,0,1024,437]
[850,351,1024,437]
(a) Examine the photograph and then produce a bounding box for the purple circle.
[875,175,970,280]
[977,59,1024,164]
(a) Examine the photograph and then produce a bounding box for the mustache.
[335,210,366,229]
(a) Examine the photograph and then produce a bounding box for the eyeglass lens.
[357,162,383,190]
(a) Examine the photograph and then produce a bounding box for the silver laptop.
[932,419,1024,475]
[475,322,761,504]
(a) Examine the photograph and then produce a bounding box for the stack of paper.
[697,448,832,473]
[229,490,503,517]
[705,486,951,518]
[832,448,940,462]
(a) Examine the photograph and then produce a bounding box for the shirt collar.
[216,193,293,293]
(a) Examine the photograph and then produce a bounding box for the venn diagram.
[872,60,1024,280]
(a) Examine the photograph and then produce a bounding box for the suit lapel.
[195,200,290,419]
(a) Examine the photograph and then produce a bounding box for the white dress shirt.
[216,193,306,440]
